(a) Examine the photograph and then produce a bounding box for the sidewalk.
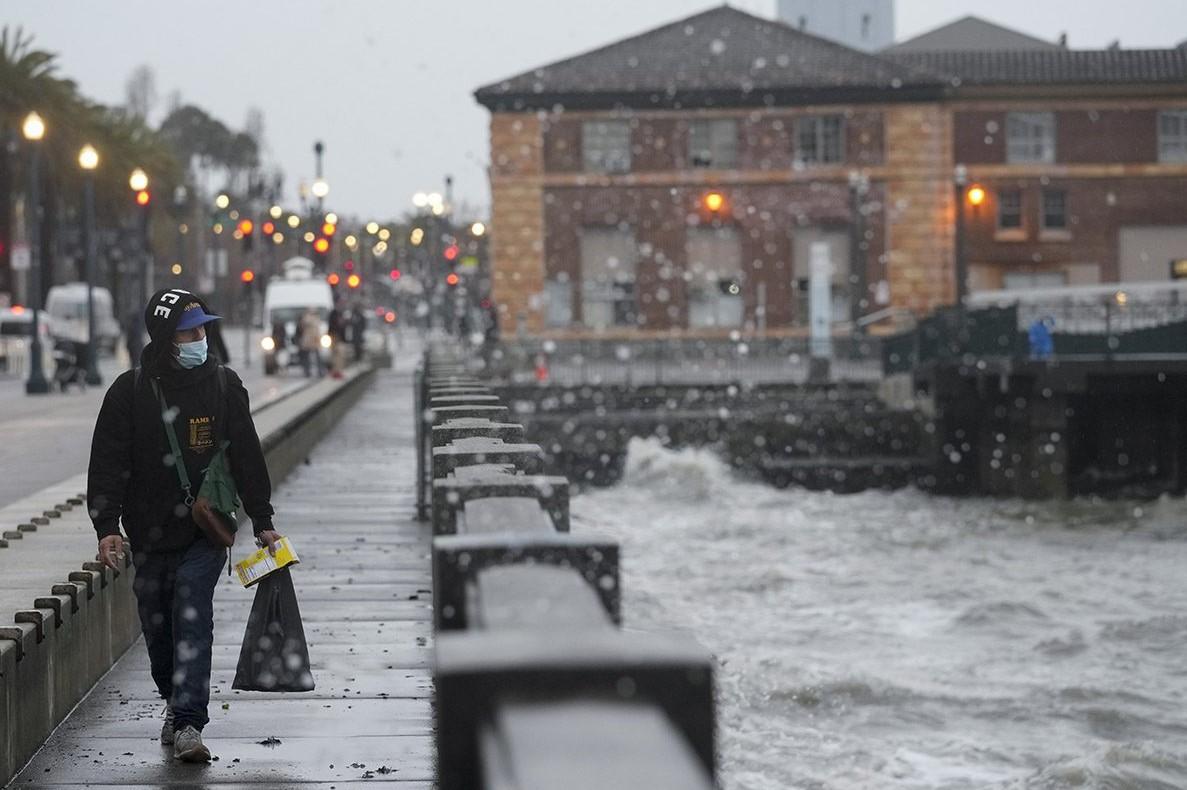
[8,368,434,787]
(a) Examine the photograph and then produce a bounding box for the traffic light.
[327,273,341,286]
[443,243,460,263]
[313,237,330,255]
[322,222,337,237]
[240,269,255,296]
[389,268,401,281]
[238,218,255,251]
[135,190,151,206]
[347,273,361,289]
[262,221,276,236]
[446,272,460,287]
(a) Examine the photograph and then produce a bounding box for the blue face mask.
[176,337,208,369]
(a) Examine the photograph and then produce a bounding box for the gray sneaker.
[160,704,175,745]
[172,725,211,763]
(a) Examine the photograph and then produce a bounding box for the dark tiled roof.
[475,6,938,110]
[886,48,1187,86]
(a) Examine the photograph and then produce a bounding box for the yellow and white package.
[234,537,300,587]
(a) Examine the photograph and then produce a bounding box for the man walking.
[88,288,280,763]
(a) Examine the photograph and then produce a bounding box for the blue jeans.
[132,538,226,732]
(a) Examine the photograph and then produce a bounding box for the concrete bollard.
[432,530,620,630]
[432,474,570,535]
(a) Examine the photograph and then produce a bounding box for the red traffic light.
[327,273,341,286]
[389,268,402,281]
[135,190,151,206]
[344,260,354,271]
[347,274,361,289]
[262,221,275,235]
[238,219,254,235]
[444,244,460,262]
[445,272,460,287]
[313,237,330,254]
[240,269,255,284]
[322,222,336,237]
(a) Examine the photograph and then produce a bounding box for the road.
[0,328,312,510]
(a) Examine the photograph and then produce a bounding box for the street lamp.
[953,164,970,306]
[310,179,330,200]
[79,144,102,385]
[129,167,152,335]
[22,111,49,394]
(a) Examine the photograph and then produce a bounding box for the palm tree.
[0,27,181,301]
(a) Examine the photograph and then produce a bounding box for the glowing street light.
[310,178,330,199]
[129,167,149,192]
[287,214,301,229]
[365,221,380,235]
[470,222,486,237]
[967,185,987,207]
[269,205,283,219]
[22,111,45,141]
[215,193,230,209]
[377,228,391,241]
[78,144,99,171]
[412,192,429,208]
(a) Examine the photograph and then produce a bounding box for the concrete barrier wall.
[419,349,717,790]
[0,366,375,786]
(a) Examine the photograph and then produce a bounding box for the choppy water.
[573,438,1187,790]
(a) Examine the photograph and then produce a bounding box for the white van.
[45,283,121,353]
[260,257,334,375]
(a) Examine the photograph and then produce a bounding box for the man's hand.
[257,530,283,556]
[97,535,125,571]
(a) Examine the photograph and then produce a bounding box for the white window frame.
[582,121,631,174]
[1158,110,1187,163]
[1006,112,1056,164]
[686,226,744,328]
[795,115,844,166]
[579,227,637,328]
[1041,189,1068,231]
[997,189,1023,230]
[689,119,738,169]
[545,278,573,327]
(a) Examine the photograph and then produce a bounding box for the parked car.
[45,283,121,354]
[0,306,55,376]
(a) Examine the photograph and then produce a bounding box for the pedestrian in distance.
[349,303,366,363]
[327,299,348,379]
[88,288,282,763]
[297,307,323,378]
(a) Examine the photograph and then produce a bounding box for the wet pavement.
[9,367,435,787]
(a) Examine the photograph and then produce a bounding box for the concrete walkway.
[9,368,434,788]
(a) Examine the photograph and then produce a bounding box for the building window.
[582,121,631,173]
[545,277,573,327]
[795,115,844,166]
[1042,189,1068,231]
[686,226,743,328]
[579,227,637,328]
[689,119,738,168]
[1158,110,1187,162]
[1006,112,1056,164]
[997,190,1023,230]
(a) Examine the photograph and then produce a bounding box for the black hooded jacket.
[88,288,274,554]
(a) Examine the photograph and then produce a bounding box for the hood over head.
[140,288,221,373]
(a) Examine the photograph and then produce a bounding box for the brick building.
[475,7,1187,337]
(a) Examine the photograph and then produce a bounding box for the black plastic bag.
[232,567,315,692]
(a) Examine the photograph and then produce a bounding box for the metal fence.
[485,336,886,386]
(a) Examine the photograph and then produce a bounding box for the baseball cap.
[176,301,222,331]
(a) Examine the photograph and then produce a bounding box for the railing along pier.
[417,346,716,789]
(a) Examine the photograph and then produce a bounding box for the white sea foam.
[574,439,1187,789]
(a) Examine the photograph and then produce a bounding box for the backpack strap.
[150,378,195,507]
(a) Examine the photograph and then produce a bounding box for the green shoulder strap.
[150,378,195,506]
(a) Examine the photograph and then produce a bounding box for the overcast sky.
[6,1,1185,221]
